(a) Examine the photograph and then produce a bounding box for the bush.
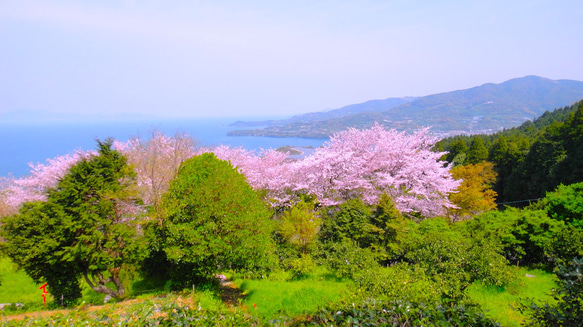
[303,297,500,326]
[289,254,316,279]
[354,264,441,305]
[157,153,276,287]
[403,224,513,300]
[325,240,380,279]
[464,208,564,266]
[533,182,583,228]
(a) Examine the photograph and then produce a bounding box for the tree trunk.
[83,270,125,298]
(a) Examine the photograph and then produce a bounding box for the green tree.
[445,139,469,165]
[158,153,275,285]
[370,194,411,262]
[505,121,566,202]
[488,136,524,202]
[319,198,374,247]
[467,137,488,164]
[532,182,583,228]
[1,140,145,303]
[464,208,564,266]
[550,104,583,187]
[279,201,321,254]
[1,202,82,305]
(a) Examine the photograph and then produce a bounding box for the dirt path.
[2,278,246,322]
[216,274,247,307]
[2,298,143,322]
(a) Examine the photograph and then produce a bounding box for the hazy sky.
[1,0,582,118]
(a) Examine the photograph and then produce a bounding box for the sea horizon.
[1,117,327,178]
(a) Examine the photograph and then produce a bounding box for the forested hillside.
[438,99,583,204]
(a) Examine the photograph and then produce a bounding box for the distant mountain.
[229,97,417,128]
[227,76,583,138]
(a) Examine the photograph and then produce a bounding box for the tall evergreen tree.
[488,136,523,202]
[1,140,145,304]
[551,104,583,187]
[467,137,488,164]
[445,139,469,165]
[505,121,566,201]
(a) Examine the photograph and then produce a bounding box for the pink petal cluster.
[114,131,198,207]
[2,151,92,211]
[296,124,459,216]
[209,123,460,217]
[210,145,293,205]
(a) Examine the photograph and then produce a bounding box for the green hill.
[228,76,583,138]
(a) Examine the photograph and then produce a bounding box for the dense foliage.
[1,140,145,304]
[438,100,583,204]
[154,153,276,286]
[305,298,500,326]
[448,162,498,221]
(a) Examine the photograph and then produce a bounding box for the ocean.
[0,117,327,178]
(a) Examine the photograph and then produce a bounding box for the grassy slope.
[0,257,41,308]
[234,266,353,321]
[467,267,556,327]
[0,256,134,311]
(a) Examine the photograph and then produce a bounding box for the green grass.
[0,257,148,311]
[467,267,556,327]
[0,256,45,311]
[234,266,353,321]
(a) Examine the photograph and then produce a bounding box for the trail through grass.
[467,267,556,327]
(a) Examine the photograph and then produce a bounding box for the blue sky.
[1,0,582,118]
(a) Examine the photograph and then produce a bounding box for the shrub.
[303,297,500,326]
[464,208,564,266]
[289,254,316,279]
[548,225,583,266]
[403,224,513,300]
[354,264,441,305]
[325,240,380,279]
[157,153,276,287]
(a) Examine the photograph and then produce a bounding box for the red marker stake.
[39,283,49,307]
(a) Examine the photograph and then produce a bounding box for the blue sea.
[0,117,327,178]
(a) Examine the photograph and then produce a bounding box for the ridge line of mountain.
[227,75,583,139]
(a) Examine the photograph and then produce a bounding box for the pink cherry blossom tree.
[208,123,459,217]
[114,130,199,215]
[1,151,92,214]
[211,145,293,205]
[292,124,460,216]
